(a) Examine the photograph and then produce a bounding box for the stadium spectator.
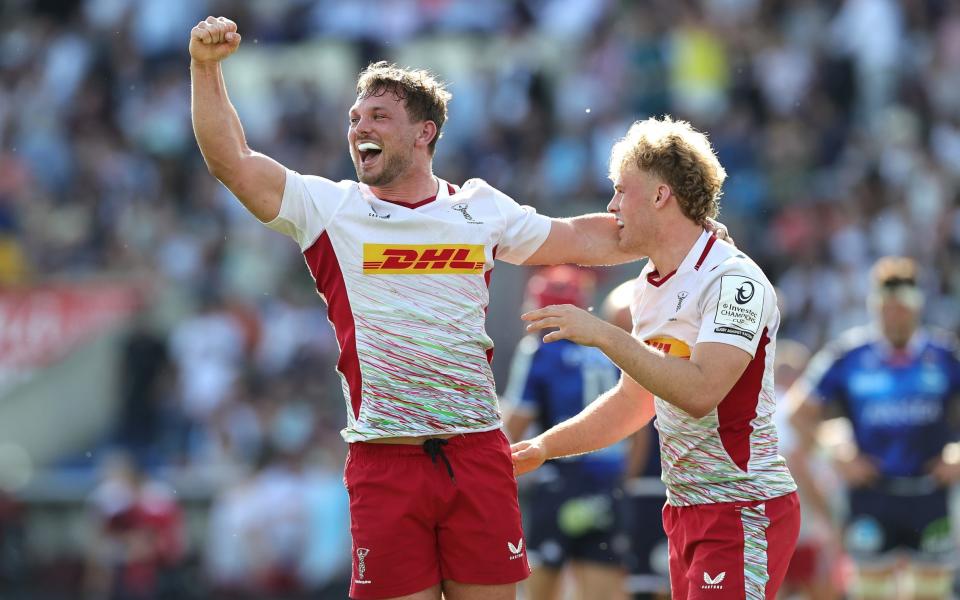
[788,257,960,600]
[512,116,800,598]
[503,266,629,600]
[84,452,185,600]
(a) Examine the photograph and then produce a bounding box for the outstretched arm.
[523,214,642,266]
[524,216,731,267]
[190,16,286,223]
[512,375,655,475]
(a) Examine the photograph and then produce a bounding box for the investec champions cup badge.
[363,244,486,274]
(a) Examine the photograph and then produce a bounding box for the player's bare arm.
[190,16,286,223]
[782,386,839,525]
[524,214,641,266]
[524,216,732,267]
[511,375,655,475]
[522,304,751,418]
[789,385,881,488]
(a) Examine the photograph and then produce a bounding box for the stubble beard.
[355,149,412,187]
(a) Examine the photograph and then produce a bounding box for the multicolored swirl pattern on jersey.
[631,230,797,506]
[267,172,551,442]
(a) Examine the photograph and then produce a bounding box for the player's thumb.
[510,441,530,454]
[225,32,241,45]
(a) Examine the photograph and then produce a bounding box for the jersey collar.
[360,177,456,209]
[646,229,716,287]
[872,326,928,364]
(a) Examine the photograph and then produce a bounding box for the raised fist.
[189,16,241,63]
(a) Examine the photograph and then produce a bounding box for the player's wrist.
[190,57,223,70]
[534,434,556,461]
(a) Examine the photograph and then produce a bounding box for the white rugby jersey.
[266,171,551,442]
[631,230,796,506]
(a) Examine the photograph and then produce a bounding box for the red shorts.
[344,429,529,599]
[663,491,800,599]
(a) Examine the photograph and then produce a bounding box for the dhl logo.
[644,336,691,359]
[363,244,486,274]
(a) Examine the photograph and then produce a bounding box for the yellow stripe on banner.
[362,244,486,274]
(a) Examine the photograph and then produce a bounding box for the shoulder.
[459,178,515,205]
[820,326,875,363]
[515,334,543,358]
[702,243,772,288]
[290,170,357,192]
[922,328,960,357]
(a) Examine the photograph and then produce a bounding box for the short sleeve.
[695,263,776,357]
[265,169,351,251]
[464,180,550,264]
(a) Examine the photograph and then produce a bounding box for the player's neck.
[647,220,705,277]
[369,164,438,204]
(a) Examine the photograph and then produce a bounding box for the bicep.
[689,342,753,405]
[218,151,287,223]
[523,219,578,265]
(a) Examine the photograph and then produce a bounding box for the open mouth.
[357,142,383,167]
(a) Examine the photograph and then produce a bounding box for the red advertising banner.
[0,284,142,389]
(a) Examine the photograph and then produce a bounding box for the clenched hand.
[189,16,241,63]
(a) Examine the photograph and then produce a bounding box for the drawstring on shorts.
[423,438,456,483]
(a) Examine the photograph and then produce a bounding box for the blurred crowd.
[2,0,960,597]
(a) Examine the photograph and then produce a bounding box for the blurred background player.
[503,266,629,600]
[600,279,671,600]
[774,339,844,600]
[789,257,960,600]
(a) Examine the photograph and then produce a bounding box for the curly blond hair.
[356,61,452,155]
[609,116,726,224]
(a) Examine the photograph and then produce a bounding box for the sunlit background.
[1,0,959,598]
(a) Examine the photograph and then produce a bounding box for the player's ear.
[417,120,438,149]
[654,184,671,207]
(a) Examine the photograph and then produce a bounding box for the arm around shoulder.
[523,215,643,266]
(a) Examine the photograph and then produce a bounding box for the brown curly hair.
[609,116,726,224]
[356,61,452,155]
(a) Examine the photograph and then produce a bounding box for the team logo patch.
[644,337,691,359]
[355,547,371,584]
[713,275,764,340]
[362,244,485,274]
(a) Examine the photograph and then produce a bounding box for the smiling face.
[348,92,421,187]
[606,165,665,254]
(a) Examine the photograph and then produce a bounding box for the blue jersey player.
[504,266,629,600]
[789,257,960,600]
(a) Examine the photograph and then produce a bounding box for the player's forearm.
[539,385,653,460]
[566,213,643,265]
[785,448,835,525]
[190,60,250,179]
[596,325,720,418]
